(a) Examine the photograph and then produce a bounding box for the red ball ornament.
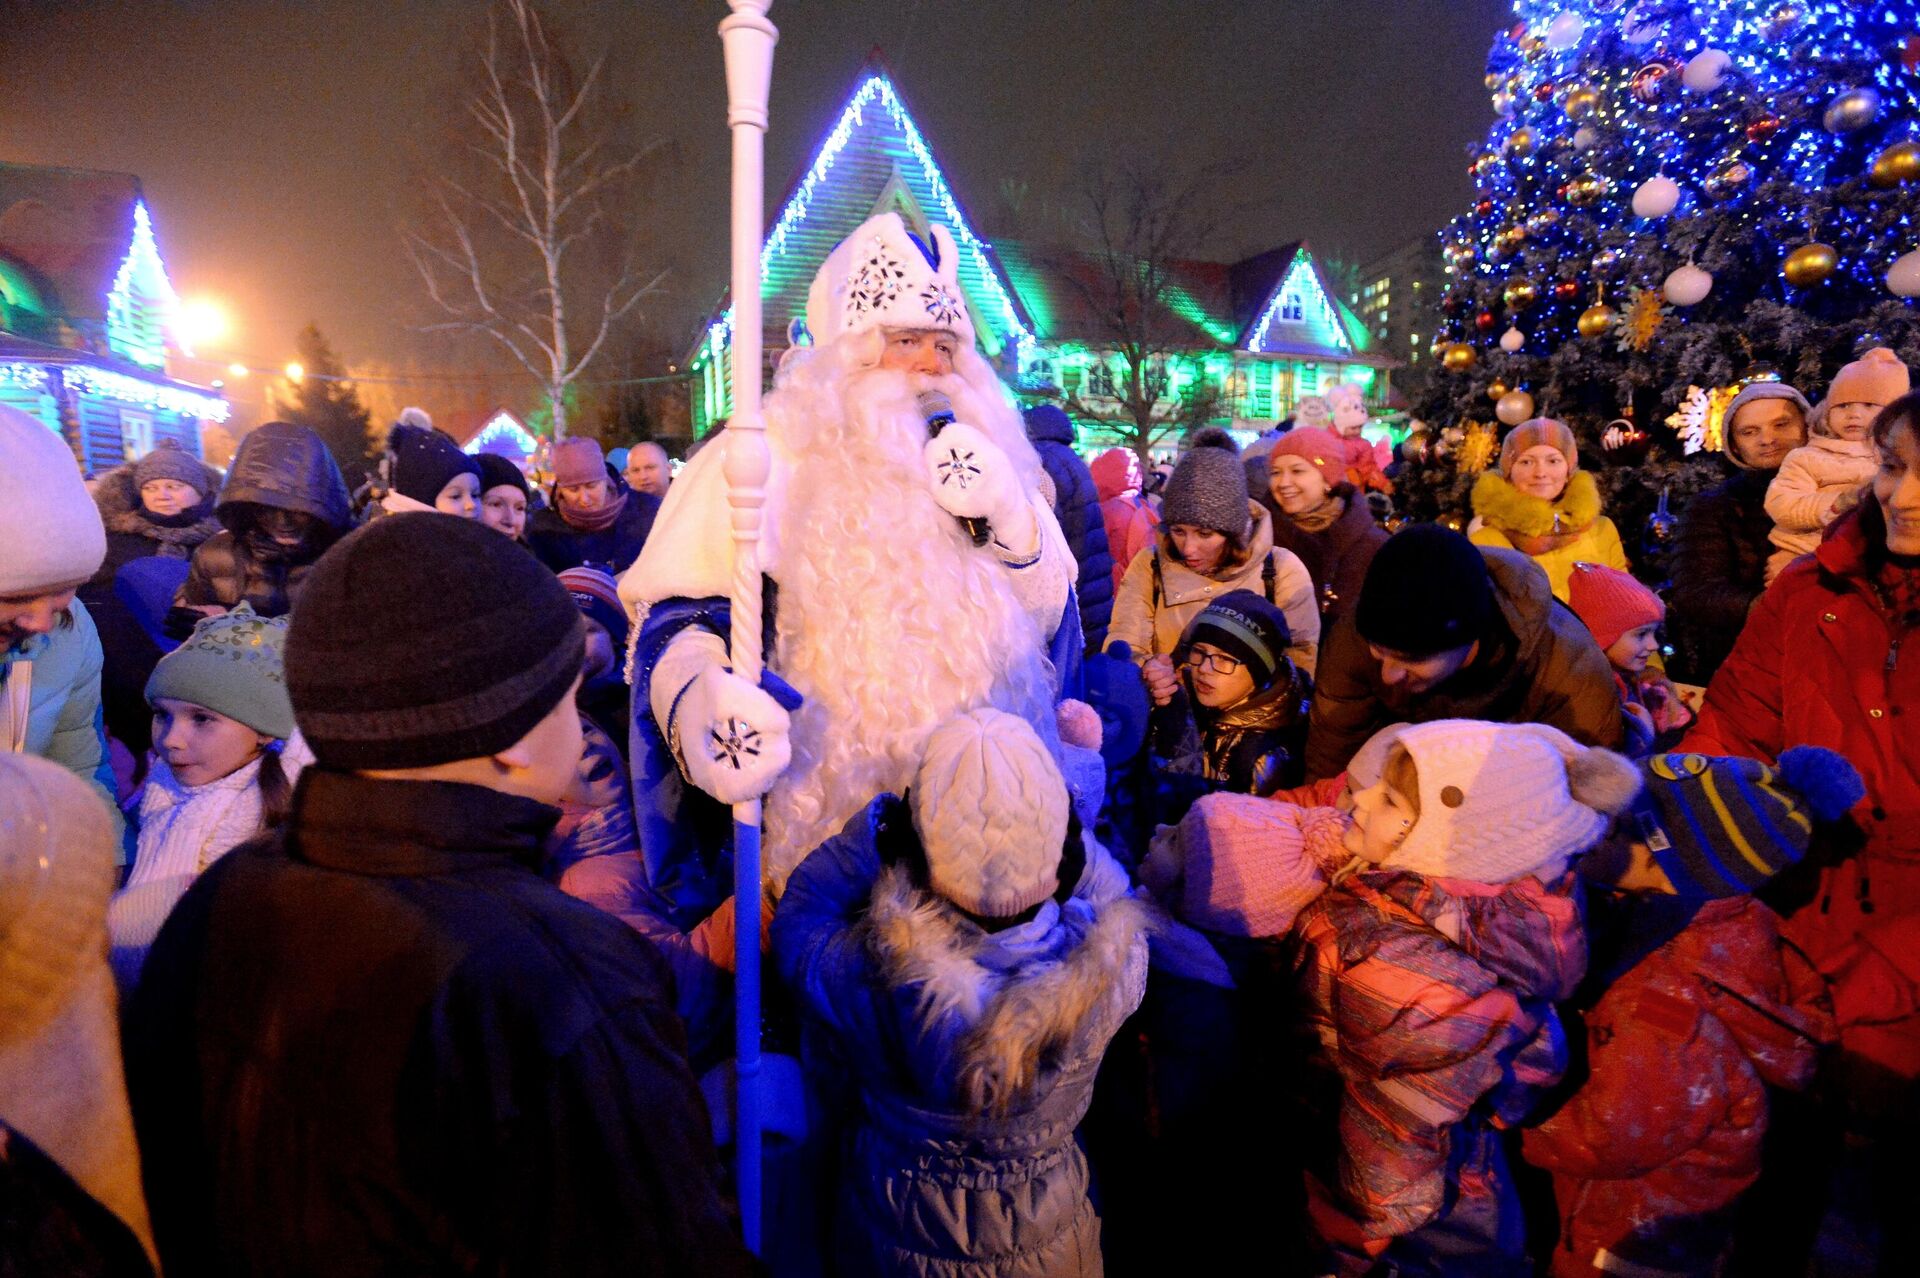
[1534,80,1556,102]
[1475,310,1498,331]
[1476,199,1496,216]
[1632,61,1676,103]
[1745,112,1782,143]
[1554,280,1580,301]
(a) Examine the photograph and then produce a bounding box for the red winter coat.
[1293,871,1585,1276]
[1680,510,1920,1097]
[1523,897,1833,1278]
[1090,449,1160,596]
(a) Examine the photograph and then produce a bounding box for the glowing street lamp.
[284,361,304,384]
[227,362,249,379]
[177,296,231,352]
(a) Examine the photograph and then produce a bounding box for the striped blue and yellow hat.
[1628,747,1865,897]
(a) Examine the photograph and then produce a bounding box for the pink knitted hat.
[551,436,608,488]
[1169,792,1348,937]
[1267,426,1347,488]
[1499,416,1578,476]
[1828,347,1911,407]
[1567,562,1665,651]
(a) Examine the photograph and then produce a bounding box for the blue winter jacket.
[1,598,125,853]
[773,797,1147,1278]
[1026,408,1114,650]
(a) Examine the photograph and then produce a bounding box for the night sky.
[2,0,1513,409]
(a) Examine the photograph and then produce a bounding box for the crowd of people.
[1,209,1916,1278]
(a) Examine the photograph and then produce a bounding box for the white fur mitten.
[924,421,1026,531]
[672,665,793,805]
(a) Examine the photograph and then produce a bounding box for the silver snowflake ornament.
[707,717,763,772]
[935,445,982,491]
[920,282,964,326]
[846,238,906,316]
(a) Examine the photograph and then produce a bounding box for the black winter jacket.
[1267,495,1387,635]
[1667,466,1774,683]
[1027,415,1114,649]
[123,770,755,1278]
[526,488,661,576]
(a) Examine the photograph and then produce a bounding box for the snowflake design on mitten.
[846,237,906,317]
[935,444,982,492]
[920,281,964,327]
[707,717,763,772]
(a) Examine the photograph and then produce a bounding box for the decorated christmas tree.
[1404,0,1920,541]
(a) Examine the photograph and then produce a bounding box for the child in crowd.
[376,418,483,518]
[1089,447,1161,594]
[1525,747,1858,1278]
[174,420,353,625]
[1325,382,1393,495]
[772,708,1146,1278]
[1148,588,1312,804]
[474,453,531,541]
[1766,347,1910,581]
[1294,721,1637,1277]
[109,606,308,986]
[556,566,632,748]
[1567,561,1693,756]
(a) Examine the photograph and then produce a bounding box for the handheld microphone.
[917,390,991,547]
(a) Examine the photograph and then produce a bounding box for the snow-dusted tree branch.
[405,0,664,438]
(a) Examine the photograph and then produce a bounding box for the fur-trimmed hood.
[863,857,1146,1116]
[1472,467,1602,542]
[92,462,221,549]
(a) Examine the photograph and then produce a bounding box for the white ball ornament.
[1888,249,1920,298]
[1500,327,1526,352]
[1682,49,1732,93]
[1546,12,1588,51]
[1573,126,1601,151]
[1664,262,1713,306]
[1632,175,1681,218]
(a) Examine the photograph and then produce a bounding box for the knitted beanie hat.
[1294,397,1332,432]
[285,513,585,770]
[1267,426,1347,489]
[1829,347,1911,406]
[1567,562,1665,651]
[132,439,212,496]
[1177,588,1292,688]
[1162,427,1251,539]
[1721,382,1811,469]
[1626,747,1865,898]
[0,404,106,595]
[145,604,294,739]
[475,452,530,501]
[1382,719,1641,884]
[911,708,1068,918]
[386,423,481,506]
[557,566,629,652]
[552,436,608,489]
[0,754,158,1267]
[1171,791,1348,937]
[1500,416,1579,476]
[1356,524,1496,658]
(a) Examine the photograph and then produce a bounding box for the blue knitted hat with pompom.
[1630,747,1866,898]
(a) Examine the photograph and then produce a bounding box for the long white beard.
[760,345,1059,886]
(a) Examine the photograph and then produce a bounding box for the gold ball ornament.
[1495,390,1536,427]
[1783,242,1838,287]
[1503,277,1540,311]
[1870,142,1920,189]
[1765,3,1805,39]
[1505,127,1537,157]
[1488,380,1511,400]
[1564,174,1608,206]
[1442,342,1478,372]
[1577,304,1617,338]
[1563,85,1600,121]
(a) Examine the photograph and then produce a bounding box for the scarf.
[1289,494,1345,535]
[1471,468,1603,556]
[559,486,630,534]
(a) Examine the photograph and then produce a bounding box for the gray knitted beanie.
[1162,428,1250,539]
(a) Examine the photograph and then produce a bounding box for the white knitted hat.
[911,708,1068,918]
[0,754,157,1267]
[0,404,106,595]
[805,211,975,349]
[1381,720,1640,884]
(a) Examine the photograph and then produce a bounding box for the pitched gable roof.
[994,240,1239,350]
[1235,242,1375,359]
[690,68,1033,368]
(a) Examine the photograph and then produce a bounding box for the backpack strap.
[1262,550,1277,605]
[1151,545,1164,610]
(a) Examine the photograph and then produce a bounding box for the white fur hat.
[805,211,975,349]
[912,708,1067,918]
[1381,720,1640,884]
[0,404,106,595]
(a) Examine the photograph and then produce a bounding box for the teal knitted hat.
[145,604,295,739]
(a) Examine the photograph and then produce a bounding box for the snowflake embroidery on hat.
[934,444,982,492]
[920,281,964,327]
[708,717,763,772]
[846,237,907,318]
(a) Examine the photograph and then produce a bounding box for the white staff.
[716,0,776,1255]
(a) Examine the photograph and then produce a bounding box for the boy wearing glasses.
[1149,588,1312,802]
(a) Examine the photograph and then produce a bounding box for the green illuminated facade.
[687,68,1397,451]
